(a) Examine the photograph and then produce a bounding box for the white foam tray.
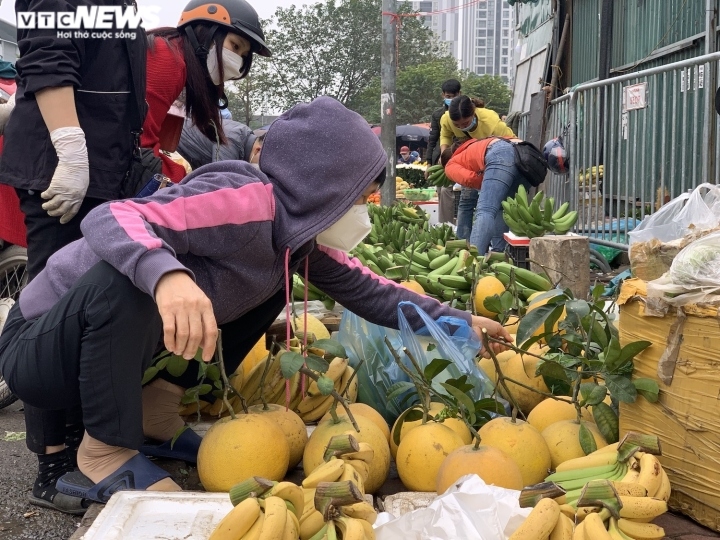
[81,491,233,540]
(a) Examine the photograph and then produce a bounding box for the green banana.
[546,462,620,483]
[428,254,451,270]
[427,256,459,277]
[552,202,570,220]
[491,262,552,291]
[516,184,530,208]
[543,198,554,222]
[409,251,431,268]
[529,200,544,223]
[437,275,472,290]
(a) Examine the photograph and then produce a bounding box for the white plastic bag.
[629,183,720,245]
[374,475,532,540]
[647,229,720,306]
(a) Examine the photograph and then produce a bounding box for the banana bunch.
[521,437,671,539]
[299,435,377,540]
[578,164,604,185]
[292,275,336,311]
[210,478,304,540]
[363,202,454,249]
[425,164,453,187]
[487,261,552,298]
[502,185,578,238]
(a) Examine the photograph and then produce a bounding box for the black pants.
[16,189,106,454]
[0,261,286,449]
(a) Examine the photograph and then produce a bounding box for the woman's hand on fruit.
[155,270,218,362]
[471,315,514,357]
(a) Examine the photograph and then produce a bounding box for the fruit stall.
[75,185,720,540]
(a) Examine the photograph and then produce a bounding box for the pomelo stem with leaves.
[297,366,359,432]
[216,330,247,418]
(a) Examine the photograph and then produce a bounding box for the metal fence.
[541,52,720,249]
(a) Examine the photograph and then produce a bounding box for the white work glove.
[0,93,15,134]
[41,127,90,224]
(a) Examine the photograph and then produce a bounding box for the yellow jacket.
[439,108,515,147]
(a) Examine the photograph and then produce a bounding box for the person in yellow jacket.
[439,96,515,240]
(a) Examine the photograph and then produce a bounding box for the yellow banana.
[558,504,576,520]
[241,510,265,540]
[339,462,365,495]
[636,454,663,497]
[300,488,317,522]
[357,517,376,540]
[621,464,641,484]
[575,506,599,522]
[618,496,667,521]
[340,501,377,524]
[302,458,345,488]
[283,509,300,540]
[307,358,348,395]
[611,482,648,497]
[655,469,671,502]
[209,497,261,540]
[549,512,574,540]
[267,482,305,522]
[299,510,325,540]
[343,442,375,465]
[617,518,665,540]
[590,442,620,455]
[339,365,358,402]
[296,391,333,415]
[583,512,613,540]
[342,459,370,482]
[555,451,619,472]
[508,498,561,539]
[572,520,585,540]
[334,516,365,540]
[298,394,335,422]
[608,518,632,540]
[258,496,288,540]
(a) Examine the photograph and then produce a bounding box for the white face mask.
[316,205,372,253]
[206,45,245,85]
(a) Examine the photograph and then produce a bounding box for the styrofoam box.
[81,491,233,540]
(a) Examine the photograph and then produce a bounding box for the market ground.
[1,400,720,540]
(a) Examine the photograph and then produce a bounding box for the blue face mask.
[461,116,477,133]
[444,98,452,106]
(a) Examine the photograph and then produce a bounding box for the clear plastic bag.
[337,302,493,425]
[629,183,720,246]
[647,229,720,306]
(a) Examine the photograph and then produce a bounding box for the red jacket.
[140,37,188,183]
[444,138,497,190]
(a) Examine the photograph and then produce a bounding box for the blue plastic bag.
[337,302,494,425]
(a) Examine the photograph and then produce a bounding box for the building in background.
[401,0,460,59]
[460,0,515,84]
[0,19,18,63]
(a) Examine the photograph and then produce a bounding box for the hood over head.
[260,96,386,252]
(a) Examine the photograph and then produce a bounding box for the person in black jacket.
[177,116,257,169]
[426,79,461,223]
[0,0,148,515]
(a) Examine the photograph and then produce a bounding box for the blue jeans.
[468,141,529,254]
[456,187,478,240]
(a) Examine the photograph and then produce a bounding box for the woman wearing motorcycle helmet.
[141,0,271,181]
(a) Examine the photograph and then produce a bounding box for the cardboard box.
[618,279,720,531]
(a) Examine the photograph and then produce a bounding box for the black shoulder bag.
[511,140,549,187]
[120,27,163,199]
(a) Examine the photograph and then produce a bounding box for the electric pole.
[380,0,397,205]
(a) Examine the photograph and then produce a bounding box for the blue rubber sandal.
[139,427,202,463]
[56,453,171,503]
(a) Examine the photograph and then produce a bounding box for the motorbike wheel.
[0,244,27,409]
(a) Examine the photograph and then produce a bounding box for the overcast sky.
[0,0,301,30]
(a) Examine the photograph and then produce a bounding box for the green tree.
[260,0,449,112]
[459,73,512,117]
[225,74,271,128]
[351,57,459,124]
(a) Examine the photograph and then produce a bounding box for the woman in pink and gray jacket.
[0,97,511,504]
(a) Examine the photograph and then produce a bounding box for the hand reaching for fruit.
[471,315,513,357]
